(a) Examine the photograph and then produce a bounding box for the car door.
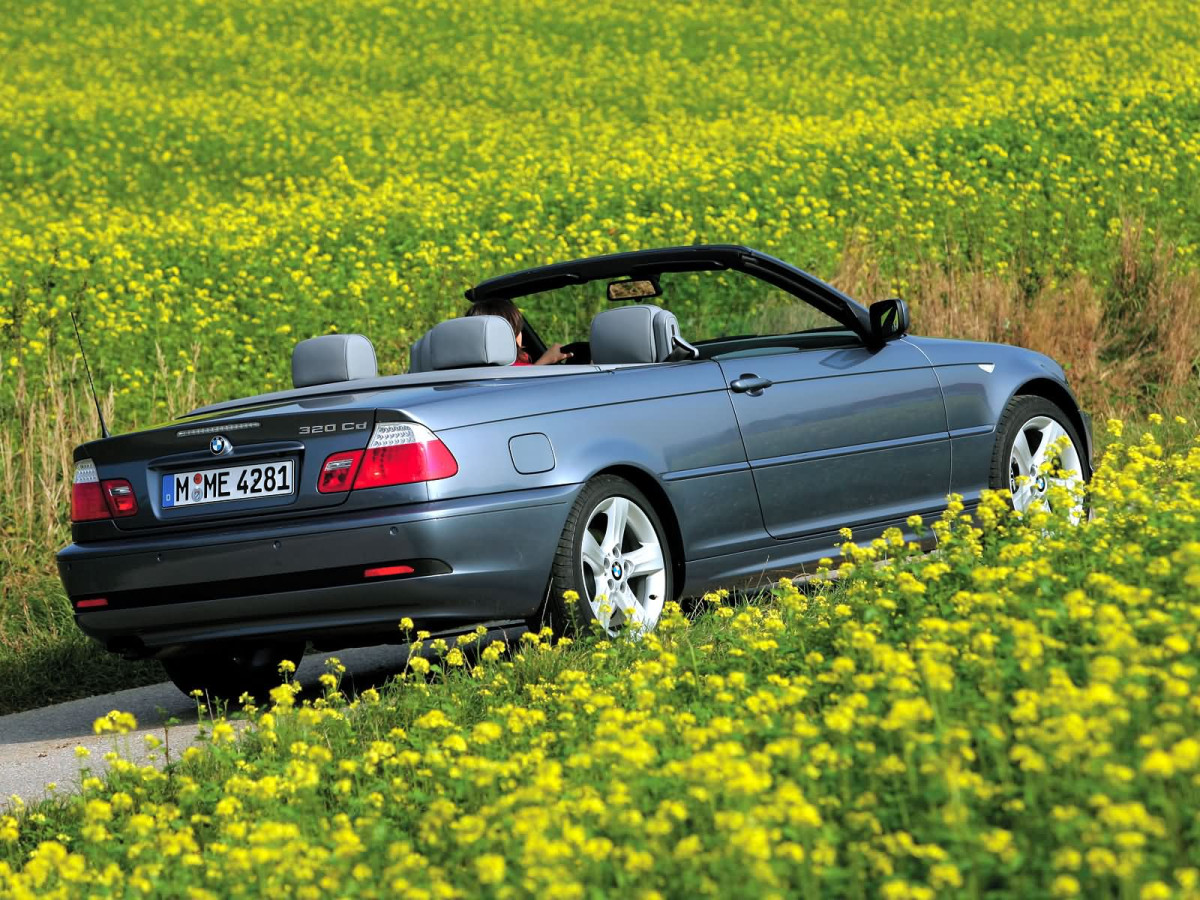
[717,339,951,539]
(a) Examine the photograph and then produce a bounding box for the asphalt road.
[0,643,425,811]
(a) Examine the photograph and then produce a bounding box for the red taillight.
[352,423,458,490]
[103,479,138,517]
[363,565,415,578]
[71,460,139,521]
[318,450,364,493]
[71,459,109,522]
[75,597,109,609]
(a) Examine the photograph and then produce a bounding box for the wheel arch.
[590,464,686,599]
[1010,377,1093,472]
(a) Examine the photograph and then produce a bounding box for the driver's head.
[466,298,524,346]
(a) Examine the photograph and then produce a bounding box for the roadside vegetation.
[1,419,1197,897]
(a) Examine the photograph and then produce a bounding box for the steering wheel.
[559,341,591,364]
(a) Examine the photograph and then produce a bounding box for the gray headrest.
[292,334,378,388]
[408,333,433,374]
[426,315,517,370]
[589,304,683,364]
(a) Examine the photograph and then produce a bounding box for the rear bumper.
[58,486,576,657]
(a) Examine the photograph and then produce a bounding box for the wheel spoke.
[624,543,664,579]
[590,580,613,629]
[1011,430,1034,473]
[1011,481,1036,513]
[615,586,643,627]
[1048,474,1080,492]
[612,585,636,612]
[1034,421,1065,470]
[581,531,605,576]
[601,497,629,554]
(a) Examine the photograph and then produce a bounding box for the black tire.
[539,475,673,637]
[163,642,305,703]
[989,395,1090,512]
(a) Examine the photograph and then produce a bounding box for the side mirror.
[870,297,910,345]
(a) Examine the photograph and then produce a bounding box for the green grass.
[0,577,162,715]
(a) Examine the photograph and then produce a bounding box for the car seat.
[589,304,698,364]
[408,315,518,373]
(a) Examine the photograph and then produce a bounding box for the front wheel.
[163,642,305,702]
[989,395,1089,519]
[543,475,673,636]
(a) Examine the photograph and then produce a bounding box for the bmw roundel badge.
[209,435,231,455]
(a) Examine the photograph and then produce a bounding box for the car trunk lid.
[79,403,380,531]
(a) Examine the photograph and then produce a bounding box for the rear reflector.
[71,459,110,522]
[75,597,109,609]
[318,450,364,493]
[353,422,457,489]
[102,479,138,517]
[363,565,416,578]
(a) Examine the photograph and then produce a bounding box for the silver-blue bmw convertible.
[58,245,1092,697]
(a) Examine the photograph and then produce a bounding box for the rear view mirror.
[870,297,910,344]
[607,277,662,302]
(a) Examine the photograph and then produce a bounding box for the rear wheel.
[990,395,1089,520]
[542,475,672,636]
[163,642,305,703]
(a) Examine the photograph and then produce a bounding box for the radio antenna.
[70,310,110,439]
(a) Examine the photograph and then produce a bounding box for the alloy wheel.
[1007,414,1084,519]
[580,495,667,634]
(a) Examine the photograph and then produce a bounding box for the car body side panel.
[905,336,1087,504]
[682,511,929,595]
[429,363,767,564]
[716,340,951,538]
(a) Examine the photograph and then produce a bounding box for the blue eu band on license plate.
[162,460,295,509]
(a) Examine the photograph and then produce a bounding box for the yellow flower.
[414,709,453,729]
[475,853,506,885]
[1142,750,1175,778]
[1051,875,1080,897]
[92,711,137,735]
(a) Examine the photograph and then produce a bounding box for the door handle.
[729,374,773,396]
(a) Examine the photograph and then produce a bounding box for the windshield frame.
[466,245,873,344]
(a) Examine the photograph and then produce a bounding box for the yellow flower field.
[1,423,1198,897]
[2,0,1199,409]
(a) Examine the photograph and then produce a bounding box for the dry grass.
[0,345,204,582]
[0,349,199,711]
[0,359,109,584]
[832,220,1200,418]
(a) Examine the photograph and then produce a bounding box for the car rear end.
[59,401,571,658]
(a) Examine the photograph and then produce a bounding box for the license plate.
[162,460,295,509]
